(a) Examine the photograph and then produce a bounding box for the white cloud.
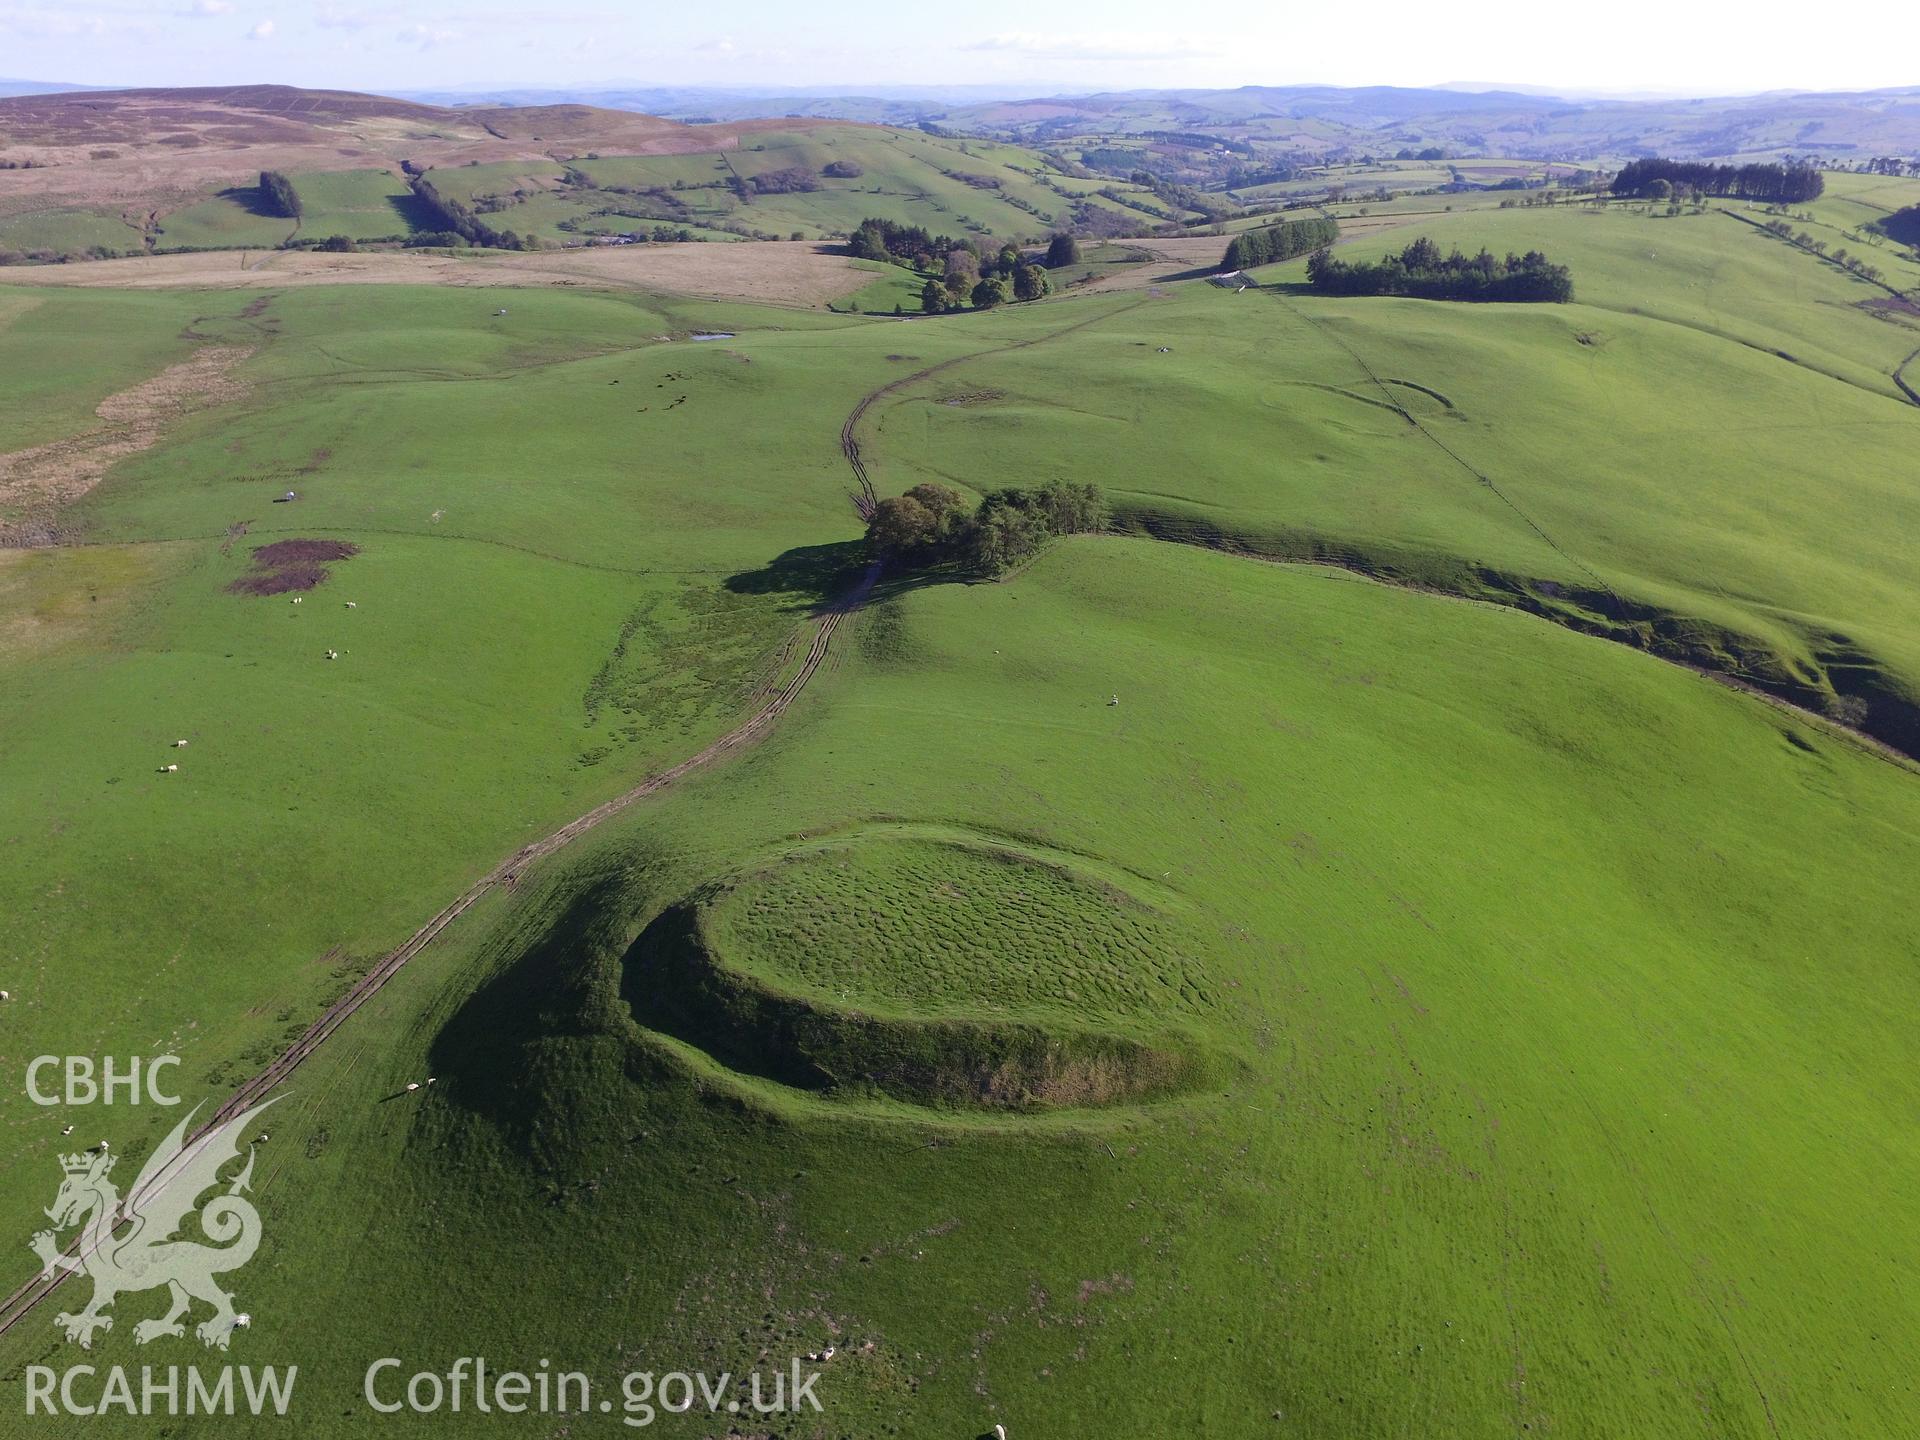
[963,31,1221,62]
[0,6,118,41]
[318,3,608,31]
[314,5,381,30]
[184,0,234,15]
[247,18,274,39]
[399,22,459,49]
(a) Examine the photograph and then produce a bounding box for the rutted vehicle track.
[0,559,880,1338]
[2,293,1145,1334]
[841,296,1151,517]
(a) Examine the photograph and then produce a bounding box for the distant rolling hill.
[0,78,100,99]
[423,81,1920,163]
[928,83,1920,162]
[0,84,1170,261]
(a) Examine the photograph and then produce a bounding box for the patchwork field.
[1,160,1917,1438]
[0,86,1173,263]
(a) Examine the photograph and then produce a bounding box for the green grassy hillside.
[875,215,1920,752]
[287,167,419,242]
[11,537,1916,1436]
[443,124,1170,245]
[3,182,1919,1437]
[0,280,1001,1238]
[1,121,1172,263]
[0,288,219,448]
[0,207,145,258]
[152,191,296,251]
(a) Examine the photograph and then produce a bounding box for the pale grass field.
[0,239,888,306]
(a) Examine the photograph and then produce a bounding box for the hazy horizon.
[1,1,1914,100]
[1,73,1910,107]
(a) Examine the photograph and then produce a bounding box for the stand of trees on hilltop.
[867,482,1106,575]
[1221,215,1339,271]
[1306,237,1573,302]
[1612,158,1824,204]
[259,171,302,219]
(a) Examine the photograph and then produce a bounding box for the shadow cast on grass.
[385,191,444,234]
[216,184,287,220]
[424,874,649,1148]
[726,541,977,615]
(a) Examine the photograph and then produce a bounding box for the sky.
[1,0,1914,98]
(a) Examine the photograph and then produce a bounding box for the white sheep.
[234,1313,251,1328]
[325,649,338,661]
[345,602,356,609]
[61,1125,73,1136]
[405,1082,420,1093]
[173,739,189,748]
[291,597,302,606]
[163,764,179,773]
[995,1426,1007,1440]
[0,990,8,1000]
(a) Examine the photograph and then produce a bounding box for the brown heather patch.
[250,538,359,567]
[227,538,359,596]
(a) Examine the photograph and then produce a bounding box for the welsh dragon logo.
[30,1098,279,1350]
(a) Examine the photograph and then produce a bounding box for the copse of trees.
[746,166,819,195]
[854,226,1054,313]
[1045,233,1080,268]
[1305,236,1573,302]
[259,170,302,219]
[866,481,1106,575]
[405,172,530,251]
[850,220,1070,313]
[970,276,1013,309]
[1612,157,1824,204]
[1221,215,1340,271]
[849,217,960,268]
[1012,263,1051,301]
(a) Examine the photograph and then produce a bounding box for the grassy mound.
[40,537,1916,1438]
[705,834,1210,1021]
[624,838,1210,1109]
[8,192,1920,1435]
